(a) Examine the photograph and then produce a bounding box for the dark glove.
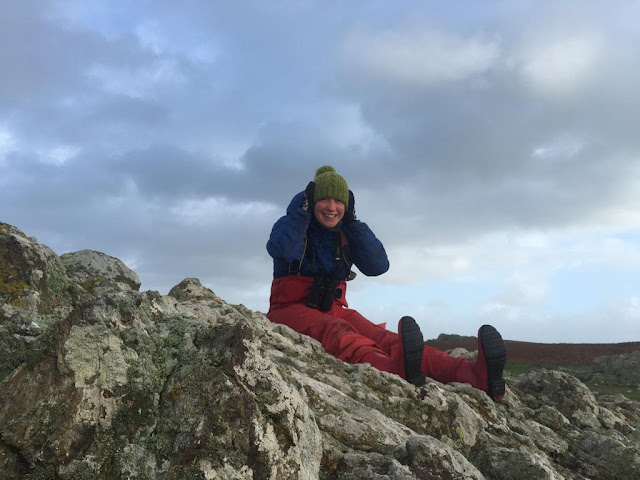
[302,181,315,212]
[342,190,357,224]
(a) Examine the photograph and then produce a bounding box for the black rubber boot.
[478,325,507,402]
[399,316,426,387]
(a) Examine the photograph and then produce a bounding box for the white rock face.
[1,222,640,479]
[61,249,141,293]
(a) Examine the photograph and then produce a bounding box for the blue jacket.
[267,192,390,280]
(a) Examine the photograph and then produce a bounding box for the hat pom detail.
[314,165,336,179]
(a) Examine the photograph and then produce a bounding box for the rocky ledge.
[1,222,639,479]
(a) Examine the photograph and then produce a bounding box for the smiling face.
[313,198,345,229]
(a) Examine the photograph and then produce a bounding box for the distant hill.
[427,336,640,365]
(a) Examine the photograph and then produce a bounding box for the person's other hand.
[302,181,315,211]
[343,190,357,224]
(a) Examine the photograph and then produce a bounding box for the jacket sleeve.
[266,192,311,263]
[342,220,389,276]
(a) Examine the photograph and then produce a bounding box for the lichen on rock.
[1,222,640,479]
[60,249,141,293]
[65,324,136,388]
[0,223,73,374]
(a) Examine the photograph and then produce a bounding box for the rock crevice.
[1,222,639,479]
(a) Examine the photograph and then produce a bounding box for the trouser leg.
[267,304,397,373]
[421,325,506,402]
[421,345,465,384]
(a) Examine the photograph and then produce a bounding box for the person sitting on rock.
[266,165,507,402]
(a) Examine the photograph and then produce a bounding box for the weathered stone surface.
[0,223,71,313]
[406,435,485,479]
[1,228,143,377]
[60,249,141,293]
[0,287,325,479]
[1,222,640,479]
[445,347,477,361]
[512,370,602,428]
[0,223,73,373]
[581,350,640,387]
[168,277,221,302]
[597,394,640,429]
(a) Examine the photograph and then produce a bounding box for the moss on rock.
[0,264,28,295]
[1,222,640,479]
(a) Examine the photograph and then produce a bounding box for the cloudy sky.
[2,1,639,343]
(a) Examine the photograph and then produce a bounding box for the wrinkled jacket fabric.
[267,191,389,279]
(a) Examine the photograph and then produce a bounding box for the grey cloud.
[0,5,150,105]
[2,1,640,342]
[333,31,640,242]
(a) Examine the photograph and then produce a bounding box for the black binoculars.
[306,277,339,312]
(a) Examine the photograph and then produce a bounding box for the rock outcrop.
[0,224,74,373]
[581,351,640,388]
[1,222,639,479]
[60,249,141,294]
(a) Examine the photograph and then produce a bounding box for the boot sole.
[479,325,507,401]
[400,316,426,386]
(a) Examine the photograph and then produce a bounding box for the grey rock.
[168,277,221,302]
[512,369,601,429]
[1,222,640,479]
[406,435,485,479]
[581,351,640,387]
[472,446,565,480]
[598,394,640,430]
[60,249,141,293]
[446,347,478,361]
[0,223,73,373]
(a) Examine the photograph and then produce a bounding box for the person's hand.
[343,190,357,224]
[302,181,315,211]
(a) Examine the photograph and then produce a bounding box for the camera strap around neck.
[288,229,354,280]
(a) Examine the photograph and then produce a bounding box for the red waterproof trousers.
[267,276,480,386]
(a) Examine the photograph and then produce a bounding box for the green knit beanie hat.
[313,165,349,207]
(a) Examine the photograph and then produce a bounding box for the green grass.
[505,362,640,401]
[505,362,590,376]
[583,382,640,401]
